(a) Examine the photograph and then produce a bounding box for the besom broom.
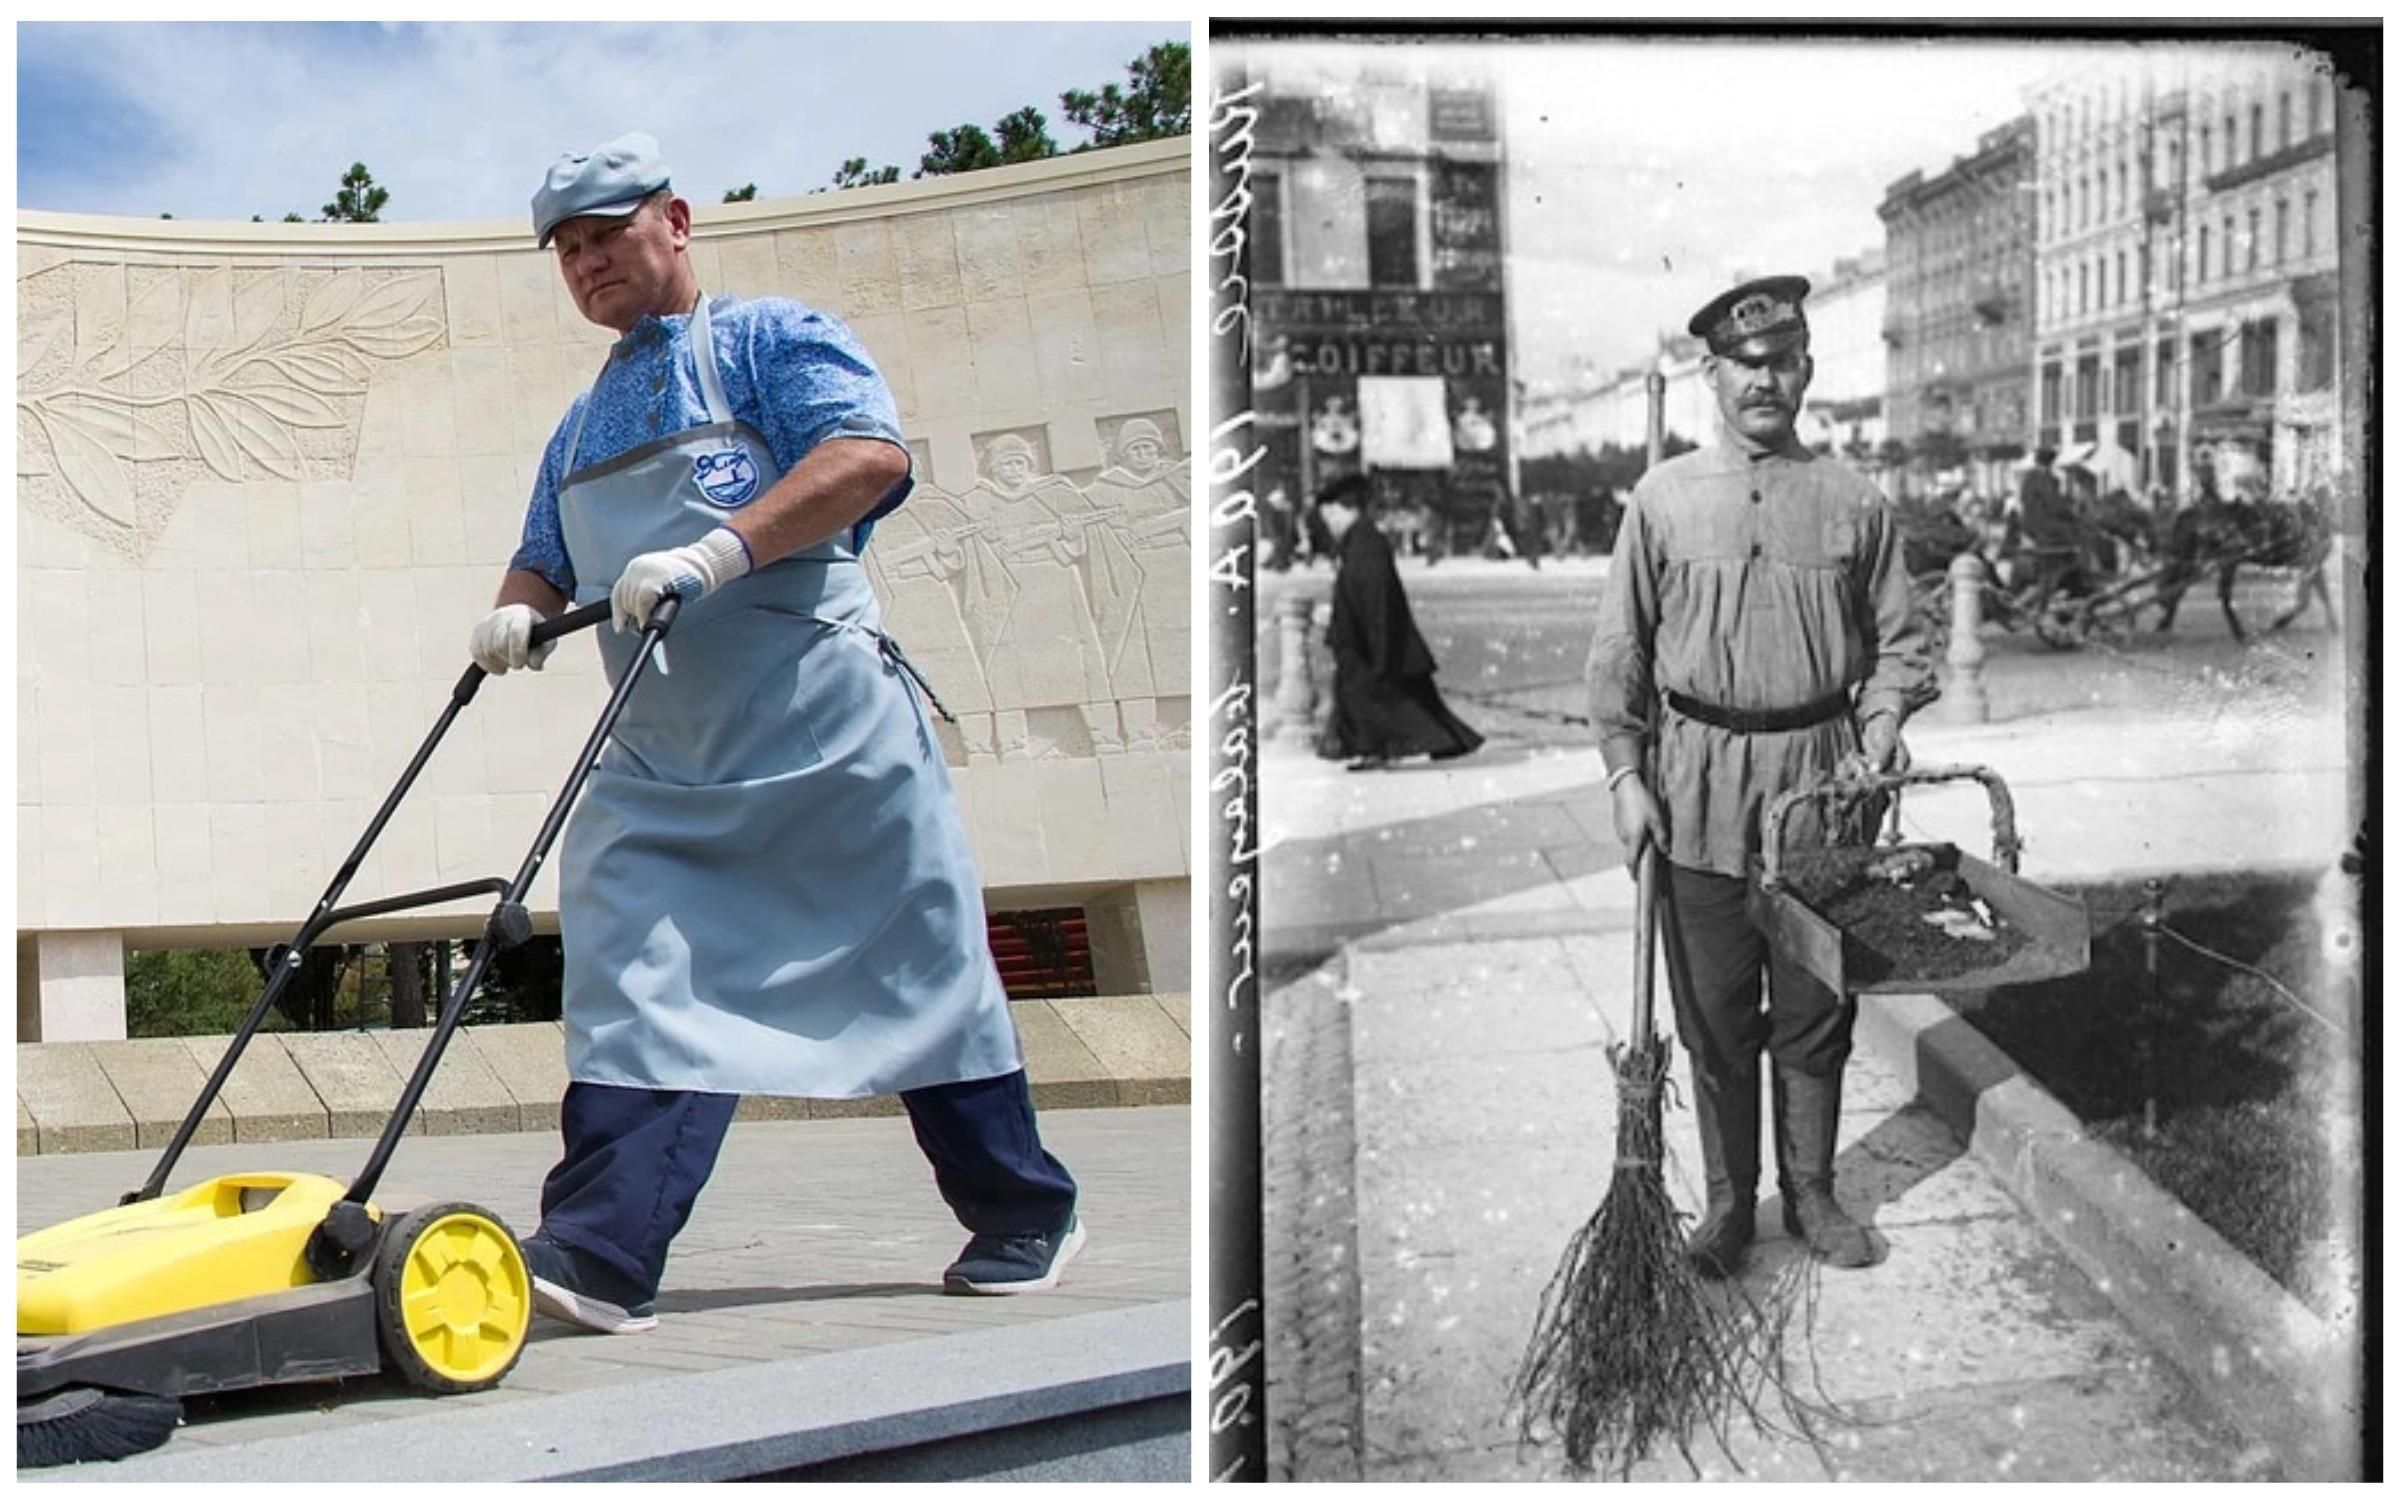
[1508,846,1801,1478]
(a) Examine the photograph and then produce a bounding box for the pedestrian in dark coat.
[1315,474,1483,770]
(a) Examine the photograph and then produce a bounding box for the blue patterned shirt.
[509,292,910,593]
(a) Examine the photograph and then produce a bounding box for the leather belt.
[1664,688,1852,735]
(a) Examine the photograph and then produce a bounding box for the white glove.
[611,527,752,634]
[469,604,555,675]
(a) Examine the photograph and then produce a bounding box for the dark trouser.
[1660,864,1854,1204]
[537,1069,1079,1302]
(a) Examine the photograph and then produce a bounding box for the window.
[1253,172,1285,288]
[2155,339,2176,407]
[2200,123,2214,174]
[2298,294,2336,391]
[2198,225,2211,284]
[2115,251,2126,307]
[2279,92,2292,152]
[2224,113,2237,164]
[2075,353,2101,421]
[1365,175,1417,289]
[2222,215,2235,278]
[2310,79,2327,137]
[2078,260,2089,315]
[2275,198,2289,265]
[2250,103,2264,160]
[2139,244,2150,301]
[2040,360,2064,422]
[2117,162,2129,218]
[2238,317,2279,398]
[2114,348,2140,414]
[2247,207,2261,272]
[2192,331,2223,407]
[2304,188,2319,257]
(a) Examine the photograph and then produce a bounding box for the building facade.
[16,141,1193,1039]
[1521,252,1886,483]
[1232,46,1512,551]
[1879,117,2037,499]
[2029,46,2341,501]
[1795,249,1889,465]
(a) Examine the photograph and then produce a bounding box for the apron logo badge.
[693,449,760,507]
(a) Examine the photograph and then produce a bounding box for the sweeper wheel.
[372,1202,531,1393]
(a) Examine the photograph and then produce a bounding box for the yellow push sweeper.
[19,598,675,1467]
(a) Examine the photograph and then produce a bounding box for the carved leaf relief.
[16,262,446,548]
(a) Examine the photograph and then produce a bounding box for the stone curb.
[31,1301,1192,1483]
[16,996,1192,1156]
[1853,989,2363,1481]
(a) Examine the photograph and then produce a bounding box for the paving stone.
[86,1036,236,1149]
[19,1092,38,1155]
[736,1094,813,1124]
[1051,995,1189,1105]
[370,1025,519,1136]
[455,1022,569,1135]
[809,1094,906,1120]
[281,1030,415,1139]
[17,1042,136,1154]
[1009,1001,1118,1109]
[182,1033,329,1144]
[1154,992,1190,1036]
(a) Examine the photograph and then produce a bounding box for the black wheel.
[2031,598,2088,650]
[372,1202,532,1394]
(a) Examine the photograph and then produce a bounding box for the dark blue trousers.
[537,1068,1079,1302]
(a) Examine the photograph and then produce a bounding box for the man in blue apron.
[467,132,1081,1333]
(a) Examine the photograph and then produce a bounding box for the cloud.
[20,21,1188,222]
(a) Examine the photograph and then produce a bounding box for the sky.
[18,21,1186,225]
[1225,32,2311,390]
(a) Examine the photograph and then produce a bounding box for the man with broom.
[1585,275,1938,1278]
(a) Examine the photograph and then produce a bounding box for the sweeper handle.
[1757,761,2023,890]
[1630,845,1661,1053]
[336,592,681,1217]
[124,595,672,1208]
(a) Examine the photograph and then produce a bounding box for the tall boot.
[1683,1060,1759,1279]
[1774,1066,1874,1268]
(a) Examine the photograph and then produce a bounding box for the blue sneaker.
[520,1233,658,1334]
[942,1214,1087,1296]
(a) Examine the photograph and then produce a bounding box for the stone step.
[15,995,1190,1156]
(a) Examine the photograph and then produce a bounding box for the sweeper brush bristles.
[1509,1034,1802,1479]
[18,1388,183,1468]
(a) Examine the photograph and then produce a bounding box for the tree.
[283,212,306,223]
[322,162,389,223]
[722,183,758,203]
[916,106,1059,178]
[827,156,899,191]
[1061,40,1191,147]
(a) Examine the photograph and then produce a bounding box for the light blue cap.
[532,132,671,248]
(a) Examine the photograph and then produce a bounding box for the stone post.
[1272,590,1321,746]
[18,930,129,1042]
[1930,551,1990,724]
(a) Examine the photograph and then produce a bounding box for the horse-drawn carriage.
[1899,489,2332,654]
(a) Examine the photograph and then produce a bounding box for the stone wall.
[16,138,1191,1037]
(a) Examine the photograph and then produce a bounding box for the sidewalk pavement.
[1260,675,2361,1480]
[20,1104,1189,1481]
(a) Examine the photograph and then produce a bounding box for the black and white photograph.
[1212,23,2374,1483]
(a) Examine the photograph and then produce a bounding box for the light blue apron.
[552,292,1022,1097]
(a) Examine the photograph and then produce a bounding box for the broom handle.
[1631,844,1660,1052]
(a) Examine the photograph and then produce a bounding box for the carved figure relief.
[17,262,447,561]
[864,415,1193,766]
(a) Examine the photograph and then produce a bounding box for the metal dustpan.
[1748,763,2091,996]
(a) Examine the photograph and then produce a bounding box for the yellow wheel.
[372,1202,531,1393]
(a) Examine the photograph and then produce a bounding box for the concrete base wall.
[18,929,127,1043]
